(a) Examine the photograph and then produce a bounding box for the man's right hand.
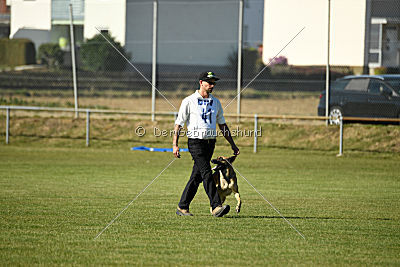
[173,145,181,158]
[231,144,240,156]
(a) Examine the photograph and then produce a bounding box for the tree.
[226,47,262,78]
[80,33,130,72]
[38,43,64,68]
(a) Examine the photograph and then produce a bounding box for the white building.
[10,0,84,51]
[262,0,400,70]
[9,0,264,67]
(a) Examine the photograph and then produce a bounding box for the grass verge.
[0,145,399,265]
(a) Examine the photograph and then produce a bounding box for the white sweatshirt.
[175,90,226,139]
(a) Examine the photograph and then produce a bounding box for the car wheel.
[329,107,343,125]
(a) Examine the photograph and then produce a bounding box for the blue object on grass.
[131,146,189,152]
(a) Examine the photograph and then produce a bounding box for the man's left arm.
[218,123,240,155]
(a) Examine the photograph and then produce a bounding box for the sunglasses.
[204,80,216,85]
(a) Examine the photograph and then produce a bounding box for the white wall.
[84,0,126,45]
[330,0,366,66]
[10,0,51,38]
[125,1,240,66]
[263,0,366,66]
[243,0,264,48]
[155,1,239,66]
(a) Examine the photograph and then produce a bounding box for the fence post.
[338,115,343,156]
[254,114,258,153]
[6,107,10,144]
[86,109,90,147]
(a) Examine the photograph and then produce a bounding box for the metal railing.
[0,105,176,146]
[0,105,325,152]
[1,105,399,154]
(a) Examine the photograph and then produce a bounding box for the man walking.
[173,71,240,217]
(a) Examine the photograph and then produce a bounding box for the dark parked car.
[318,75,400,124]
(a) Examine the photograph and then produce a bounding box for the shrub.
[80,33,130,72]
[0,38,36,66]
[38,43,64,68]
[374,67,387,75]
[268,55,288,66]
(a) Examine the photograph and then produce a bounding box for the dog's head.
[211,155,236,165]
[211,156,237,177]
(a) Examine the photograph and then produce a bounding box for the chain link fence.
[0,0,399,153]
[0,0,399,119]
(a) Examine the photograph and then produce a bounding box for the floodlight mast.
[151,0,158,121]
[237,0,244,122]
[69,4,79,118]
[325,0,331,125]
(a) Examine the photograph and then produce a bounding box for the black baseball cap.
[199,71,220,81]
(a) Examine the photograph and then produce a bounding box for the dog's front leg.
[219,171,229,190]
[232,183,241,213]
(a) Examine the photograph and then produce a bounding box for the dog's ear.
[211,158,221,164]
[227,155,237,163]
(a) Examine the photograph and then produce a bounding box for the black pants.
[178,138,221,210]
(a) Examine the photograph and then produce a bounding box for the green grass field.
[0,144,399,265]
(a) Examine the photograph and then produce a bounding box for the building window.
[369,20,384,67]
[369,24,380,50]
[368,52,379,63]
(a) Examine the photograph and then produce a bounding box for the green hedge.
[0,38,36,66]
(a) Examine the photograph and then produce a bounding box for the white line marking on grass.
[226,161,306,240]
[94,157,177,240]
[224,27,305,109]
[95,27,177,111]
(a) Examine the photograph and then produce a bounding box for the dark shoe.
[212,205,230,217]
[176,206,193,216]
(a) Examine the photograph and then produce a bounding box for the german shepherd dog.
[211,156,242,213]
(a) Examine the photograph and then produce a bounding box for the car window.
[344,78,369,92]
[385,79,400,94]
[368,80,382,94]
[381,84,393,95]
[331,80,349,91]
[369,79,393,95]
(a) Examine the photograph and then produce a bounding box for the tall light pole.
[69,3,79,118]
[325,0,331,125]
[237,0,243,122]
[151,0,158,121]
